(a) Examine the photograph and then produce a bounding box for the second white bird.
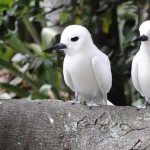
[132,20,150,109]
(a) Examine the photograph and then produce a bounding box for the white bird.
[44,25,113,107]
[132,20,150,109]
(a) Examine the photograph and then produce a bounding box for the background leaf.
[0,82,30,97]
[0,0,14,12]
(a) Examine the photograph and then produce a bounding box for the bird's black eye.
[71,36,79,42]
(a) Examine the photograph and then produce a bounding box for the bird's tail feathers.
[107,100,114,106]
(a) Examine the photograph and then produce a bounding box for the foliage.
[0,0,64,100]
[0,0,148,105]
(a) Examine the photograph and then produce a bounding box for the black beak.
[43,43,67,53]
[132,34,148,42]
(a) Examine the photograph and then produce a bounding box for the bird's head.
[44,25,93,55]
[133,20,150,43]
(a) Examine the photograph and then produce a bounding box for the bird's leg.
[72,93,79,105]
[67,93,80,105]
[137,98,148,110]
[87,97,99,109]
[147,98,150,105]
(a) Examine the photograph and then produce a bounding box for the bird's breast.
[137,53,150,97]
[64,55,99,97]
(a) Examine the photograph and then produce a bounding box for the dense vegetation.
[0,0,149,105]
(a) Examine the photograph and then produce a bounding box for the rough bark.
[0,99,150,150]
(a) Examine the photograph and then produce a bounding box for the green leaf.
[26,43,42,55]
[7,35,32,55]
[31,91,48,99]
[60,12,69,22]
[102,12,112,34]
[3,46,14,61]
[0,58,38,89]
[0,0,14,12]
[0,83,30,97]
[53,70,61,90]
[75,17,81,24]
[23,16,40,44]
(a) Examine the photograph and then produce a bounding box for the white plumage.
[131,20,150,109]
[62,25,113,106]
[45,25,113,106]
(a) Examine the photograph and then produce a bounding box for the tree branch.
[0,99,150,150]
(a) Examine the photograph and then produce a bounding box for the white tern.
[44,25,113,107]
[132,20,150,109]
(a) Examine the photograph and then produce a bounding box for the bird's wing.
[92,55,112,100]
[131,57,143,95]
[63,63,74,92]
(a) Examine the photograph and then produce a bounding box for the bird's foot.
[87,102,99,109]
[136,101,147,110]
[86,97,99,109]
[67,99,80,105]
[137,105,147,110]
